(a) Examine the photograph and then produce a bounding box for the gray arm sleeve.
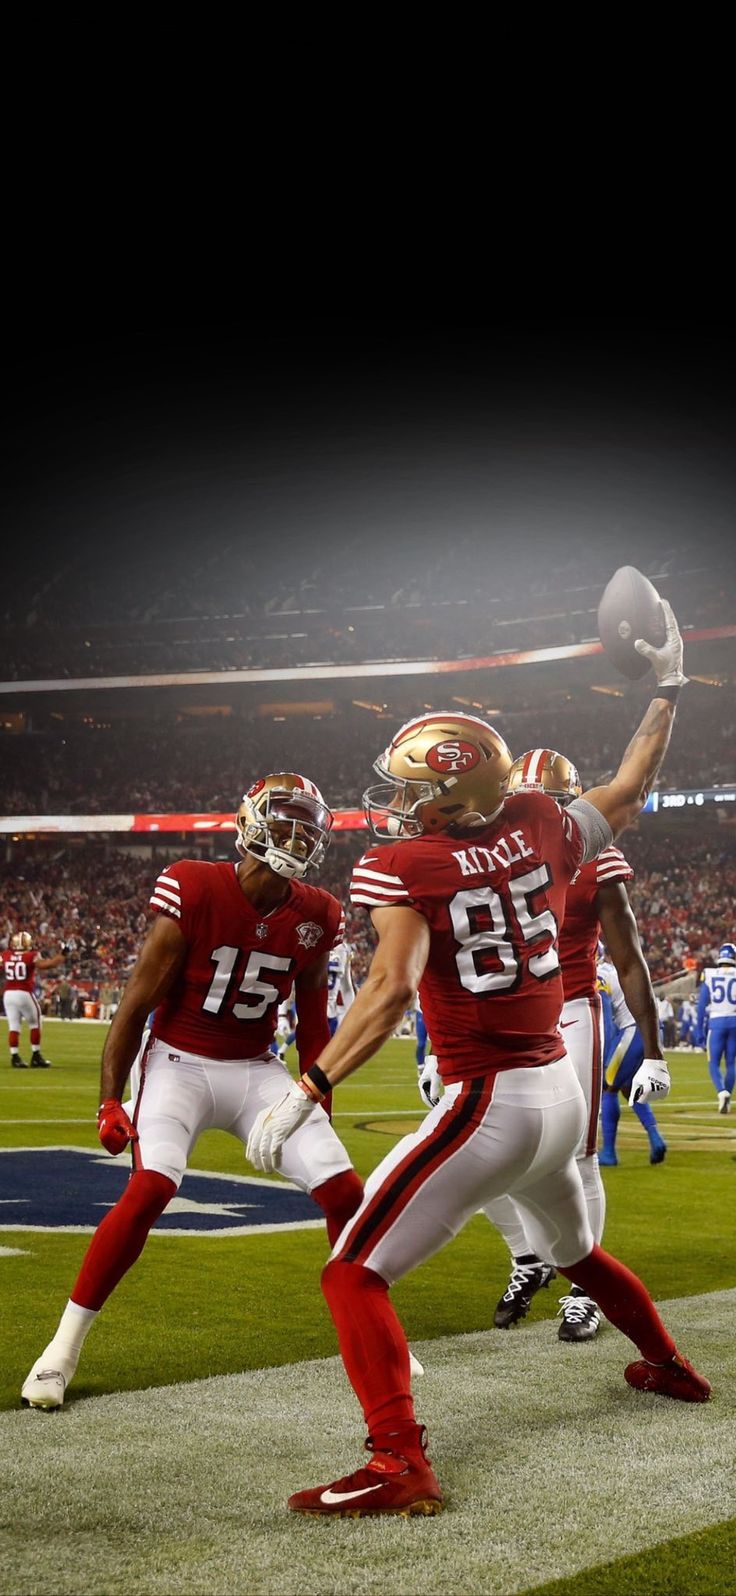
[567,797,614,864]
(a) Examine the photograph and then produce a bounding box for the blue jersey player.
[696,943,736,1113]
[598,954,667,1166]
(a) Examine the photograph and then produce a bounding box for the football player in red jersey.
[21,775,364,1411]
[485,749,664,1341]
[248,604,709,1519]
[2,931,64,1069]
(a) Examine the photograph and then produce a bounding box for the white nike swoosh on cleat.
[320,1484,384,1504]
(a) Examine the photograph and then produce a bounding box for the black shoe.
[30,1054,52,1069]
[557,1293,601,1342]
[11,1055,29,1069]
[493,1260,557,1328]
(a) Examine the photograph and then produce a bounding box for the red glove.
[97,1099,138,1156]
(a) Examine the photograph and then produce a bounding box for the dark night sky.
[2,317,735,587]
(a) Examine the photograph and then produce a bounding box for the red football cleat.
[624,1352,711,1403]
[288,1431,444,1517]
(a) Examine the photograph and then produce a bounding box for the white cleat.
[409,1350,425,1378]
[717,1090,731,1115]
[21,1367,66,1410]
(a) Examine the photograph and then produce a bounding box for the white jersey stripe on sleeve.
[596,865,633,881]
[353,867,408,886]
[150,897,182,918]
[351,881,410,898]
[157,875,181,890]
[351,894,409,908]
[153,884,181,906]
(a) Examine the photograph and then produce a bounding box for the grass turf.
[2,1024,736,1414]
[2,1023,736,1595]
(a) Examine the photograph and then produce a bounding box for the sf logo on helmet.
[426,740,481,774]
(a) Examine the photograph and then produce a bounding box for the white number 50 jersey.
[701,967,736,1021]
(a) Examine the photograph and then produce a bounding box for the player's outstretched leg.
[287,1260,443,1517]
[559,1243,711,1402]
[21,1170,175,1410]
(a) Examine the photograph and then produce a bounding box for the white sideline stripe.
[150,898,182,917]
[1,1287,733,1596]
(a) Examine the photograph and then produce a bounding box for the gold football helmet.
[11,931,33,951]
[236,773,333,879]
[507,748,582,806]
[364,713,513,839]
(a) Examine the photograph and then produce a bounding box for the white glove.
[629,1058,671,1107]
[418,1055,442,1108]
[634,598,687,687]
[246,1080,319,1173]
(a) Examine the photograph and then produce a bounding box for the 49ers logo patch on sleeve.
[426,740,481,774]
[296,921,324,948]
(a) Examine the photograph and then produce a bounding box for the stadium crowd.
[0,540,729,683]
[1,691,733,816]
[1,828,734,1000]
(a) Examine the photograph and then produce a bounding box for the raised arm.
[583,600,686,839]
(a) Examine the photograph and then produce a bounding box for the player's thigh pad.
[231,1055,353,1191]
[134,1040,217,1187]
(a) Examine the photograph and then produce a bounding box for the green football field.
[2,1020,735,1595]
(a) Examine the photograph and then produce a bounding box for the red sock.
[30,1026,41,1046]
[71,1170,176,1311]
[560,1243,676,1363]
[8,1031,19,1049]
[311,1169,364,1248]
[321,1259,415,1435]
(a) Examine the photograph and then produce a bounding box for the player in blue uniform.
[697,943,736,1113]
[678,997,697,1047]
[598,951,667,1165]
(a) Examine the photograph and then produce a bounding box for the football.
[597,565,667,680]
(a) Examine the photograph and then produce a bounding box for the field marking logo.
[0,1148,324,1238]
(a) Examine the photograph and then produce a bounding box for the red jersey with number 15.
[149,860,342,1059]
[350,791,585,1082]
[1,948,37,992]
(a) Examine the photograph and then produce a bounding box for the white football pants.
[483,995,606,1258]
[128,1036,353,1193]
[3,989,42,1037]
[332,1054,594,1282]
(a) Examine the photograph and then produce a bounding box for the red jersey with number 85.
[149,860,342,1059]
[350,792,585,1082]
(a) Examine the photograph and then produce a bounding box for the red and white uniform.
[558,846,634,1157]
[2,948,42,1034]
[128,860,352,1193]
[352,791,582,1081]
[339,793,601,1278]
[483,842,633,1255]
